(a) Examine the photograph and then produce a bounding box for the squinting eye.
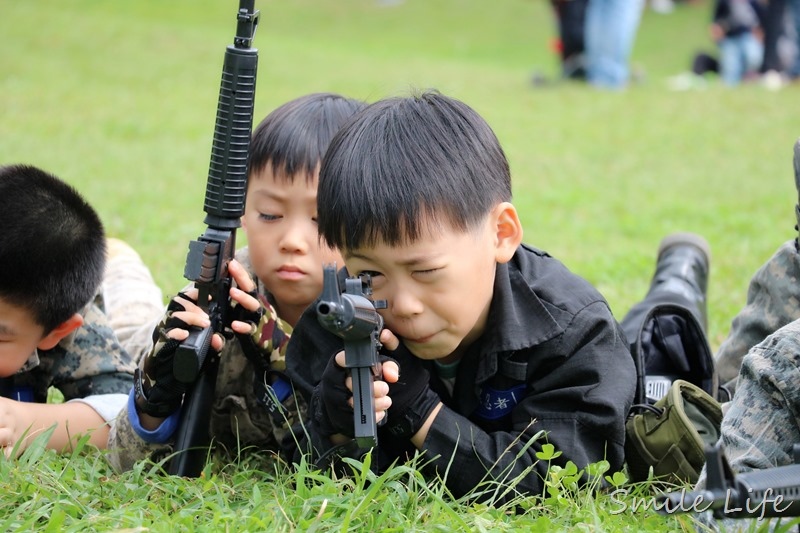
[415,268,439,275]
[359,270,383,279]
[259,213,280,221]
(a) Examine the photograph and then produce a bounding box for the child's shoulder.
[234,246,254,271]
[510,243,609,310]
[55,300,122,356]
[34,298,135,393]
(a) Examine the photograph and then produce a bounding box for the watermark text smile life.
[609,487,792,520]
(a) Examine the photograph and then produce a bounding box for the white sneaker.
[762,70,786,91]
[651,0,674,14]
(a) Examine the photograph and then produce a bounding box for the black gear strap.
[253,370,294,425]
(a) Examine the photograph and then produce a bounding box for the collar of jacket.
[451,246,568,397]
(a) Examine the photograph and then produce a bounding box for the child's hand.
[332,350,393,422]
[226,259,291,373]
[378,328,401,384]
[160,290,225,351]
[377,343,441,440]
[0,397,28,457]
[227,259,262,336]
[135,291,224,420]
[314,349,393,440]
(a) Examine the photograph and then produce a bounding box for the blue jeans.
[718,33,763,86]
[789,0,800,78]
[584,0,645,89]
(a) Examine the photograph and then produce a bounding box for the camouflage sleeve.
[108,255,306,467]
[105,294,189,473]
[49,297,136,400]
[694,318,800,532]
[106,395,171,472]
[718,318,800,474]
[715,240,800,394]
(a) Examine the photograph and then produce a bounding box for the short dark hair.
[0,165,106,333]
[318,90,512,250]
[248,93,368,183]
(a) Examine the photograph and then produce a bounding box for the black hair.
[0,165,106,333]
[317,90,512,250]
[249,93,368,183]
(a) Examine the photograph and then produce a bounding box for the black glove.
[134,292,201,418]
[232,290,290,373]
[381,346,441,439]
[231,289,294,421]
[313,352,357,438]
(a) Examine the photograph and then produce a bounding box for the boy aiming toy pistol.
[316,264,387,448]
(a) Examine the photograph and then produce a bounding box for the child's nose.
[279,223,312,254]
[390,288,424,318]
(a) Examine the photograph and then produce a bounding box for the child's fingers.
[230,286,260,312]
[211,333,225,352]
[177,288,201,305]
[0,428,14,453]
[380,360,400,383]
[379,329,400,351]
[334,350,346,368]
[169,309,210,330]
[228,259,256,293]
[230,319,259,336]
[374,395,392,412]
[168,327,224,351]
[165,328,190,342]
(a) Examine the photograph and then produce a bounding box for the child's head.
[242,93,367,324]
[317,90,523,362]
[0,164,106,376]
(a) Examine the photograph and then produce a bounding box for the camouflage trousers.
[102,238,164,363]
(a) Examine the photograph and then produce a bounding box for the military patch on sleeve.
[474,383,526,421]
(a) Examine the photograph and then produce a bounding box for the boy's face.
[242,165,343,316]
[0,297,46,377]
[344,204,521,363]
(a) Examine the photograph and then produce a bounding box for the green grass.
[2,430,706,532]
[1,0,798,530]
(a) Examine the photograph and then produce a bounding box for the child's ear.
[37,313,84,351]
[492,202,523,264]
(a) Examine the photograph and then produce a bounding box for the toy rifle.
[316,264,387,448]
[657,442,800,520]
[166,0,260,477]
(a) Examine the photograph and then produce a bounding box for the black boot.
[620,232,715,404]
[646,232,711,332]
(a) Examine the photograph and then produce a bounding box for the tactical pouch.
[625,379,722,485]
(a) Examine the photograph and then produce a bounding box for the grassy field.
[1,0,799,530]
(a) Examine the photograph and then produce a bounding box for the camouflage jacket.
[107,247,305,472]
[0,291,135,405]
[694,317,800,531]
[714,239,800,395]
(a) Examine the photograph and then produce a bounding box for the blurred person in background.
[710,0,765,85]
[584,0,646,89]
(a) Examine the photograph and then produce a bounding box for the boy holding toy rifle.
[107,94,368,473]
